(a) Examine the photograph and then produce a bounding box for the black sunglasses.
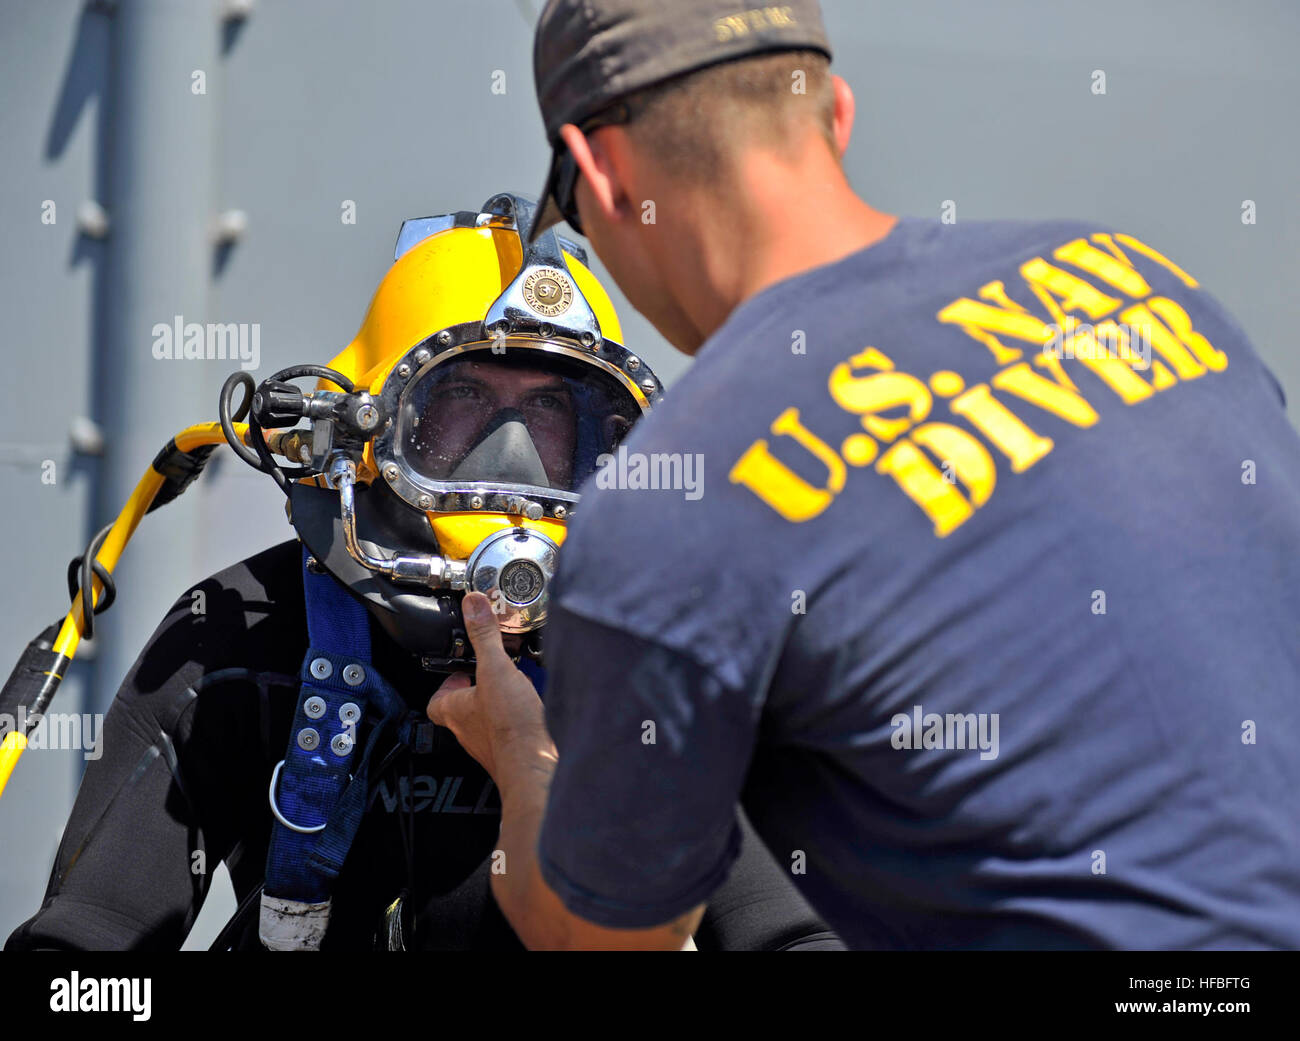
[551,98,643,236]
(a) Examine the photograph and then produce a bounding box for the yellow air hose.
[0,421,248,798]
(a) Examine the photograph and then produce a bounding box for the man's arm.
[428,593,704,950]
[494,737,704,949]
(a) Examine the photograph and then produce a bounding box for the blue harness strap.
[517,655,547,698]
[263,547,545,936]
[263,548,406,906]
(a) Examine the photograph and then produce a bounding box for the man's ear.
[559,122,628,228]
[830,74,856,157]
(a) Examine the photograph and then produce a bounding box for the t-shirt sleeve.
[536,602,759,929]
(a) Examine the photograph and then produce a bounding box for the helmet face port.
[393,344,643,505]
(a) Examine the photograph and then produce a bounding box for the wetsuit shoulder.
[694,809,846,950]
[4,541,307,951]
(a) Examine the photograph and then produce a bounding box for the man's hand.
[425,592,705,950]
[426,592,555,782]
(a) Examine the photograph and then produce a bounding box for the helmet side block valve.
[252,383,384,450]
[303,390,384,438]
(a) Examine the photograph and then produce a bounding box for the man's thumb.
[461,591,509,668]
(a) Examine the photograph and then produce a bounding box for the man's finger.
[461,591,513,674]
[427,670,473,726]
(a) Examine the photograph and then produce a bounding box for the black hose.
[66,524,116,642]
[267,364,354,394]
[219,371,263,471]
[249,421,292,495]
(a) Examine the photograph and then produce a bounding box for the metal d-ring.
[268,759,329,834]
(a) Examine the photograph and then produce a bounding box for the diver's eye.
[439,382,483,403]
[531,392,570,411]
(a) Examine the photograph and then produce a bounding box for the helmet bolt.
[626,356,641,371]
[538,323,554,338]
[396,363,411,380]
[579,332,595,348]
[469,495,484,509]
[384,464,399,482]
[641,378,656,392]
[417,494,433,509]
[414,348,431,365]
[436,331,452,346]
[355,404,379,430]
[553,505,567,519]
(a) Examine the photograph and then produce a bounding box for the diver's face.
[418,360,577,487]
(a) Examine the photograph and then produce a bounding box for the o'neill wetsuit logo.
[50,973,150,1021]
[367,774,500,814]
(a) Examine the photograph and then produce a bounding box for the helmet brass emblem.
[522,268,574,318]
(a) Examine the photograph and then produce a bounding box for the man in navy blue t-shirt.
[428,0,1300,949]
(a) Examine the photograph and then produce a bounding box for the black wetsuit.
[6,541,842,951]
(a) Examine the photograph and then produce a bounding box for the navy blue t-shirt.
[537,217,1300,949]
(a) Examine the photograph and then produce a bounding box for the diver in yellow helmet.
[233,191,660,667]
[5,194,843,952]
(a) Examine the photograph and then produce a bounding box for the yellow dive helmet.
[221,193,663,668]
